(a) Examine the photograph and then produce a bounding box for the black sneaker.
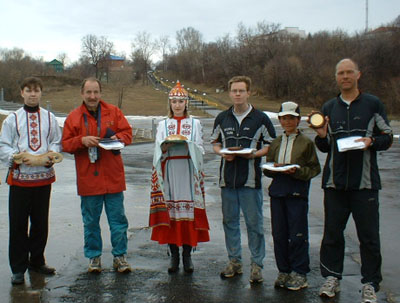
[11,273,25,285]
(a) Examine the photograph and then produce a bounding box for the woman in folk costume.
[149,81,210,273]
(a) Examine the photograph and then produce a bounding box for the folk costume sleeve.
[48,113,62,152]
[0,114,19,166]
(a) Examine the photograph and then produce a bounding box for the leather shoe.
[11,273,24,285]
[29,264,56,275]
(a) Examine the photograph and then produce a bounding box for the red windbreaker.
[62,100,132,196]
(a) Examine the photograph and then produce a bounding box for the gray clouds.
[1,0,398,62]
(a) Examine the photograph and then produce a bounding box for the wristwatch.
[369,137,375,147]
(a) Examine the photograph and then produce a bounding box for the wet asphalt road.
[0,118,398,303]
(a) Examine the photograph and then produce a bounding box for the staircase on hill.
[147,71,222,117]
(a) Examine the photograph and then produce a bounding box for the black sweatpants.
[9,185,51,274]
[270,196,310,275]
[320,188,382,288]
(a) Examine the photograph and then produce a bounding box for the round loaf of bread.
[309,112,325,128]
[227,146,243,151]
[165,134,188,141]
[13,151,63,166]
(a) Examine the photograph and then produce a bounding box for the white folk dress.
[149,116,209,246]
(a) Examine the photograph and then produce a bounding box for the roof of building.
[368,26,398,34]
[48,59,63,65]
[109,55,125,61]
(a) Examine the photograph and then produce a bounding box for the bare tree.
[131,31,157,85]
[175,27,205,82]
[157,35,170,72]
[67,57,95,79]
[81,34,114,79]
[391,14,400,27]
[57,52,68,68]
[0,48,44,101]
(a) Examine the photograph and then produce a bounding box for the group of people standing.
[0,57,392,303]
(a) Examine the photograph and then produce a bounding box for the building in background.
[98,55,132,83]
[47,59,64,73]
[278,27,307,39]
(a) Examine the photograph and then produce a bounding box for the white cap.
[278,101,300,117]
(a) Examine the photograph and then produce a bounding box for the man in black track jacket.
[211,76,276,284]
[313,58,392,303]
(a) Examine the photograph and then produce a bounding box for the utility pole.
[365,0,369,32]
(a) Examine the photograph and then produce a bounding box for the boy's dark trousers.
[9,185,51,273]
[270,196,310,275]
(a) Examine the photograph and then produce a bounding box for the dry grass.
[0,80,208,134]
[42,81,176,116]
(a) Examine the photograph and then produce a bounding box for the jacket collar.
[336,90,362,105]
[80,100,109,115]
[228,104,255,117]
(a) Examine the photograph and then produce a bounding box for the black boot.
[168,244,179,273]
[182,245,194,273]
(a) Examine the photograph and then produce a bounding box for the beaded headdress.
[168,81,188,100]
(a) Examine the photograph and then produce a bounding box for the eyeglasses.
[230,89,247,94]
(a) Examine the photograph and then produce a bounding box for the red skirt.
[151,220,210,247]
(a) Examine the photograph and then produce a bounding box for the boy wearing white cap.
[264,101,320,290]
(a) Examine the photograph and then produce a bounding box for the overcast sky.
[1,0,398,65]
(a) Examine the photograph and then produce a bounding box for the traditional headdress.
[168,80,188,100]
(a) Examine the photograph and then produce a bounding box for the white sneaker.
[319,276,340,298]
[249,263,263,283]
[220,259,243,278]
[274,272,290,288]
[113,255,132,273]
[285,272,308,291]
[361,283,377,303]
[88,256,101,273]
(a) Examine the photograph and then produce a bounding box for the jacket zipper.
[233,118,241,189]
[345,105,350,190]
[283,135,289,163]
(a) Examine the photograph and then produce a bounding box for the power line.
[365,0,369,32]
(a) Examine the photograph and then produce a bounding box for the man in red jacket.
[62,77,133,273]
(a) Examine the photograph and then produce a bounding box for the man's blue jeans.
[221,187,265,267]
[80,192,128,259]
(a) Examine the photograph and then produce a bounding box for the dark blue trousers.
[270,196,310,275]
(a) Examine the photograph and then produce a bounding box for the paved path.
[0,117,398,302]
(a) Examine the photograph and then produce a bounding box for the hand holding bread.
[13,151,63,166]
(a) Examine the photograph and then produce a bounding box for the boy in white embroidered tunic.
[0,77,62,285]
